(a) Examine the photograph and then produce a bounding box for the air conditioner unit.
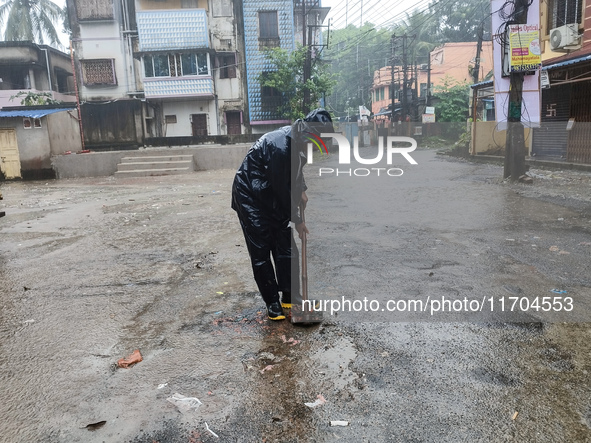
[550,24,581,51]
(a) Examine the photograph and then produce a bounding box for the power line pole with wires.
[505,0,530,181]
[390,34,396,133]
[402,34,408,122]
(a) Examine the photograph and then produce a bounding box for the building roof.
[542,53,591,70]
[470,79,493,89]
[0,108,72,118]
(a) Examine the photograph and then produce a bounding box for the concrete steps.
[114,154,195,178]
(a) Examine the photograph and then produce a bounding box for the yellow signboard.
[509,24,541,72]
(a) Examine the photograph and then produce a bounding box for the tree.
[0,0,64,47]
[323,23,392,117]
[258,45,336,121]
[433,0,491,43]
[433,77,470,122]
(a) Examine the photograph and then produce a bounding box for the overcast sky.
[321,0,425,29]
[47,0,421,49]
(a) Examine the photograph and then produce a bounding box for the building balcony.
[0,89,76,109]
[143,77,214,98]
[136,9,209,52]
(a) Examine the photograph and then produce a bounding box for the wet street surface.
[1,150,590,442]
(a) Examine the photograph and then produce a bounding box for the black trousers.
[239,219,300,305]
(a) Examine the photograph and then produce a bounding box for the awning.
[0,108,73,118]
[375,107,402,116]
[542,54,591,71]
[470,79,493,89]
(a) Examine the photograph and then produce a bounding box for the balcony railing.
[143,77,214,98]
[137,9,209,52]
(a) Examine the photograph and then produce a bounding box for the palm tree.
[0,0,64,47]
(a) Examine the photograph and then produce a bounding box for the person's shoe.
[267,302,286,320]
[281,291,293,309]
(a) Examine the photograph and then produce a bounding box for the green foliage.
[0,0,65,47]
[435,0,491,43]
[10,91,61,106]
[433,77,470,123]
[323,0,491,117]
[323,23,392,117]
[258,45,336,121]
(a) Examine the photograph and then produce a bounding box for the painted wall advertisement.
[509,24,541,72]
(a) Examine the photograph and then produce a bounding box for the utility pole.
[473,23,483,84]
[302,1,306,46]
[303,23,312,114]
[414,59,418,120]
[346,0,348,27]
[391,34,396,132]
[402,34,408,122]
[426,52,431,106]
[505,0,529,180]
[302,1,311,114]
[360,0,363,27]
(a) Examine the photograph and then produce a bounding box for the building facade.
[0,42,76,109]
[371,42,493,121]
[67,0,249,149]
[242,0,329,133]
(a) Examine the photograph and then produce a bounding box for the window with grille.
[143,53,209,78]
[261,71,283,110]
[212,0,232,16]
[75,0,114,20]
[217,53,237,79]
[259,11,280,49]
[547,0,583,29]
[81,59,116,85]
[180,0,198,8]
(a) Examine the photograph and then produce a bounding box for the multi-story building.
[67,0,249,149]
[242,0,329,133]
[371,42,493,121]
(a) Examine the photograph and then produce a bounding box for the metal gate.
[567,81,591,164]
[0,128,21,179]
[532,84,571,160]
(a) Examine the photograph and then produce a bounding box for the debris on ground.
[85,420,106,431]
[550,289,568,294]
[512,411,519,420]
[549,246,560,252]
[330,420,349,427]
[166,393,202,412]
[205,422,219,438]
[260,365,275,374]
[117,349,143,368]
[519,175,533,184]
[304,394,327,408]
[157,383,168,390]
[281,335,300,346]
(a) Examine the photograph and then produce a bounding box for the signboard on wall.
[540,70,550,89]
[509,24,541,72]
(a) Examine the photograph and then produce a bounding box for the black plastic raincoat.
[231,109,333,305]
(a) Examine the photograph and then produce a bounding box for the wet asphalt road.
[0,150,590,442]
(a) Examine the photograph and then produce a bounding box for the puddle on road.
[309,336,358,391]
